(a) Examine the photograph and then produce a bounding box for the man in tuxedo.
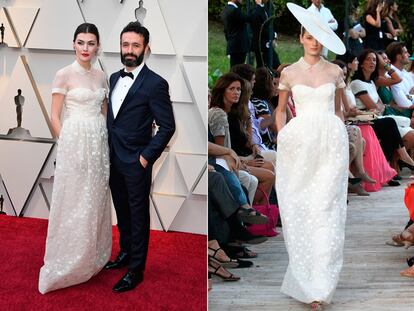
[251,0,280,69]
[221,0,251,68]
[105,21,175,293]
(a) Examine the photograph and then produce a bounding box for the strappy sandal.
[208,261,240,281]
[392,232,414,249]
[208,247,238,268]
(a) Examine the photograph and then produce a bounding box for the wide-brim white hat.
[287,2,346,55]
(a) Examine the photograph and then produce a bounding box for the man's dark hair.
[385,41,406,64]
[230,64,255,82]
[73,23,100,44]
[120,21,150,45]
[252,67,273,101]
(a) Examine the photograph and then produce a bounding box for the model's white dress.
[276,57,349,304]
[38,61,112,294]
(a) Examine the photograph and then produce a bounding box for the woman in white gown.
[38,23,112,294]
[275,4,348,310]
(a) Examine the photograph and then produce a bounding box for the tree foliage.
[209,0,414,43]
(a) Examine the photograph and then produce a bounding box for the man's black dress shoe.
[112,270,144,293]
[104,251,130,269]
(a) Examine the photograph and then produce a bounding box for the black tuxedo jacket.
[220,4,251,54]
[107,64,175,165]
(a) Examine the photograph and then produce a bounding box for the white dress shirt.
[111,62,145,118]
[228,1,237,8]
[307,4,338,57]
[390,65,414,108]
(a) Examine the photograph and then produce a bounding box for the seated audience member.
[387,42,414,113]
[230,64,277,170]
[342,55,398,191]
[350,49,414,174]
[251,67,279,150]
[209,73,275,204]
[332,59,376,195]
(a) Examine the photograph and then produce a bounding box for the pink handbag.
[247,188,279,237]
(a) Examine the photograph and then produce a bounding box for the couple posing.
[38,21,175,294]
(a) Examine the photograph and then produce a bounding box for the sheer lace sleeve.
[52,69,68,95]
[100,70,109,100]
[335,67,346,89]
[279,68,291,91]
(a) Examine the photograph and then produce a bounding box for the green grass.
[208,20,335,77]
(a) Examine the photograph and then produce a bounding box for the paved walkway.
[209,173,414,310]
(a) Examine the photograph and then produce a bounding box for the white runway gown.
[276,57,349,304]
[39,61,112,294]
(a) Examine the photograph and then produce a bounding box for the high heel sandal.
[208,247,238,268]
[310,301,323,310]
[208,260,240,281]
[398,159,414,171]
[348,183,370,196]
[392,228,414,249]
[357,172,376,184]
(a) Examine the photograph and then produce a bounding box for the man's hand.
[227,148,241,170]
[221,154,239,172]
[208,164,215,172]
[139,155,148,168]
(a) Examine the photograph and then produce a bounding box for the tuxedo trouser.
[110,153,152,272]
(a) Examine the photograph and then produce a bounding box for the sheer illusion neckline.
[292,83,335,90]
[298,57,324,70]
[72,61,92,75]
[66,87,105,94]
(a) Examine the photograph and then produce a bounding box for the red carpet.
[0,216,206,311]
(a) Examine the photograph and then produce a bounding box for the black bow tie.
[120,70,134,79]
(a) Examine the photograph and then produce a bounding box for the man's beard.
[121,51,145,67]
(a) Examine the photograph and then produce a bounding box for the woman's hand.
[245,158,265,167]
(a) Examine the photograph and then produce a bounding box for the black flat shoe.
[105,251,130,269]
[387,179,401,186]
[393,175,402,181]
[234,259,253,268]
[112,270,144,293]
[407,256,414,267]
[348,177,362,185]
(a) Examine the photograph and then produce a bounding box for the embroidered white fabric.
[38,61,112,294]
[276,57,349,304]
